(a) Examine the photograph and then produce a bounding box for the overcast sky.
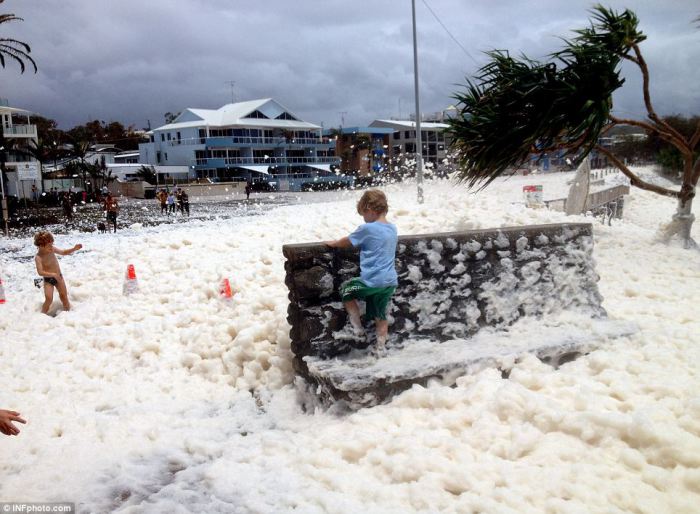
[2,0,698,131]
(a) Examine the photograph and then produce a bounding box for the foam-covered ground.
[1,168,699,513]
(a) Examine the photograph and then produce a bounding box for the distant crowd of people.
[156,188,190,216]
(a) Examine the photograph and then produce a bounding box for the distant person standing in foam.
[326,189,398,354]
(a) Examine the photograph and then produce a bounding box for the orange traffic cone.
[0,277,6,304]
[123,264,139,295]
[220,278,233,299]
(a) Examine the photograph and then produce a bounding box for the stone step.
[303,317,638,408]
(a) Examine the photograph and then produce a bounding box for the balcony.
[194,156,341,167]
[170,136,333,148]
[3,124,37,138]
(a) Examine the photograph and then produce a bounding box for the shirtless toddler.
[34,231,82,315]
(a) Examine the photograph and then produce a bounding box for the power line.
[420,0,479,66]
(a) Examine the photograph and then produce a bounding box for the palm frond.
[447,5,642,189]
[0,2,37,74]
[0,40,37,73]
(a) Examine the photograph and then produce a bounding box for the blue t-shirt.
[348,221,398,287]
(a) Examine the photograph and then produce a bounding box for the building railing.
[169,136,333,147]
[3,124,37,137]
[193,156,341,166]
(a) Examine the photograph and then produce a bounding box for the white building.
[0,102,40,199]
[139,98,342,191]
[369,119,450,166]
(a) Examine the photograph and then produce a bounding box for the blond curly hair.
[356,189,388,215]
[34,231,54,247]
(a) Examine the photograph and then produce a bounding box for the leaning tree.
[0,0,36,73]
[447,5,699,248]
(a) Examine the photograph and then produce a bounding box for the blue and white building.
[1,101,40,199]
[138,98,343,191]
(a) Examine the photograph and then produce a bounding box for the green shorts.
[340,278,396,321]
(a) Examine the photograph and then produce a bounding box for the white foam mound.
[0,167,699,512]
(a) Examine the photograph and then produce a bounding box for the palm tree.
[23,139,52,192]
[68,138,92,190]
[135,165,156,184]
[0,0,37,74]
[352,134,371,175]
[447,5,700,248]
[0,130,24,189]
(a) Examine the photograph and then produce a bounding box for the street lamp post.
[411,0,424,204]
[0,146,8,236]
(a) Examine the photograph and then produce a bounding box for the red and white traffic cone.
[123,264,139,295]
[219,278,233,300]
[0,277,6,304]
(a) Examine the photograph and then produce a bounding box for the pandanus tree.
[447,5,700,248]
[0,0,37,73]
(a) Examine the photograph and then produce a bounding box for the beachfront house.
[0,100,40,199]
[138,98,343,191]
[326,127,394,177]
[369,119,450,170]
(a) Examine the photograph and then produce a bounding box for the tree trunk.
[660,190,697,249]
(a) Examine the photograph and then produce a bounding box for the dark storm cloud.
[2,0,698,130]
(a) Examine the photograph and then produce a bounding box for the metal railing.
[169,136,333,147]
[193,156,340,166]
[2,125,37,137]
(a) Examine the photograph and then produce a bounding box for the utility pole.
[338,112,347,129]
[411,0,424,204]
[225,81,236,104]
[0,146,8,236]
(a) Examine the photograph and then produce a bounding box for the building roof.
[370,119,450,130]
[153,98,321,131]
[0,105,33,115]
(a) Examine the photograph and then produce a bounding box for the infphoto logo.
[0,504,74,513]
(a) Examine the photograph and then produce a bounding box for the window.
[405,143,415,153]
[253,149,272,159]
[167,133,171,141]
[160,134,165,142]
[164,152,168,161]
[276,112,297,120]
[244,110,269,119]
[404,131,410,139]
[156,151,161,163]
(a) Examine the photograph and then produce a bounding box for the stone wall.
[283,223,605,380]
